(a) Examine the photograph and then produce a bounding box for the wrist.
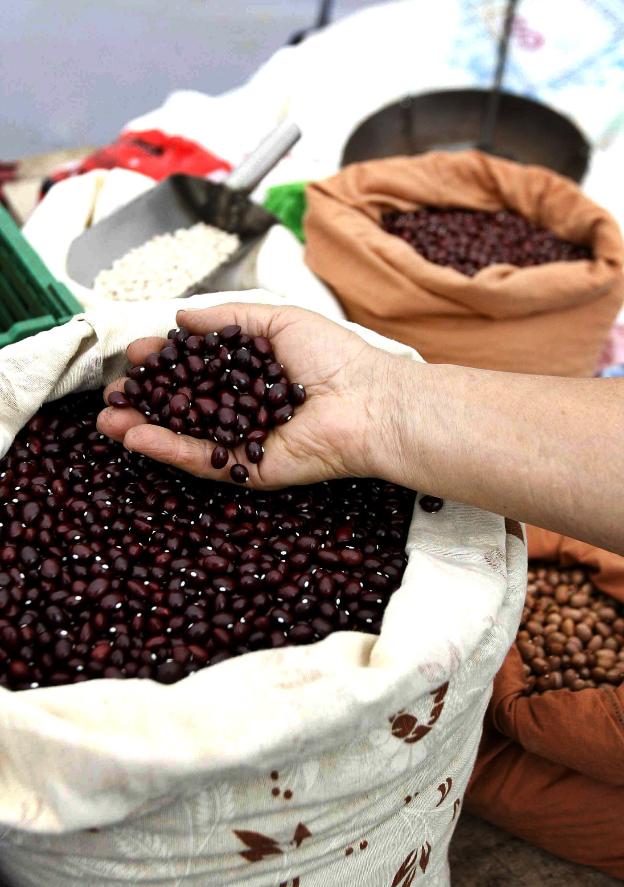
[361,353,429,488]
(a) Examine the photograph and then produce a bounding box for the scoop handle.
[224,120,301,193]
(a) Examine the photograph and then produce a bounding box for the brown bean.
[563,668,577,688]
[587,635,604,652]
[570,592,589,607]
[517,640,536,661]
[576,623,592,643]
[561,607,582,622]
[554,585,570,604]
[531,657,548,675]
[565,637,582,655]
[596,621,612,639]
[561,618,575,637]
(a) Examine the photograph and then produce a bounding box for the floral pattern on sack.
[389,683,449,745]
[434,779,453,808]
[391,842,432,886]
[234,822,312,863]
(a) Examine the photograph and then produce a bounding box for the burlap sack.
[466,527,624,879]
[0,291,526,887]
[304,151,624,376]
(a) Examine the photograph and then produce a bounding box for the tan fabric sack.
[305,151,624,376]
[466,528,624,878]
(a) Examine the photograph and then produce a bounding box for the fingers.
[103,376,126,401]
[97,405,147,442]
[126,336,168,366]
[122,424,222,479]
[176,303,286,339]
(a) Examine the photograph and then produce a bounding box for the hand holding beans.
[98,302,624,557]
[98,304,396,489]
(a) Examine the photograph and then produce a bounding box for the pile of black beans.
[381,207,592,277]
[0,392,415,691]
[109,325,307,484]
[519,563,624,693]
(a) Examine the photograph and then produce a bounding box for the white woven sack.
[0,291,527,887]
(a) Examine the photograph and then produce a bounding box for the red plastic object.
[41,129,232,196]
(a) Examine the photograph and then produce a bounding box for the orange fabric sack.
[466,527,624,878]
[304,151,624,376]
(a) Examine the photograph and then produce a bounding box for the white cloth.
[0,291,526,886]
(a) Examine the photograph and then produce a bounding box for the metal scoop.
[66,120,301,291]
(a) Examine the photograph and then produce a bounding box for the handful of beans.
[381,207,592,277]
[519,563,624,694]
[108,325,307,485]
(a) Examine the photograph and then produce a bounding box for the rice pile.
[94,223,240,301]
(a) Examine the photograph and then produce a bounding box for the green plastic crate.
[0,202,82,348]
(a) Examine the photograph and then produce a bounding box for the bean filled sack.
[304,151,624,376]
[466,527,624,880]
[0,291,526,887]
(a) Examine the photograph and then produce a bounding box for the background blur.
[1,0,384,158]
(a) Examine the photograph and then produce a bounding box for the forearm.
[380,360,624,554]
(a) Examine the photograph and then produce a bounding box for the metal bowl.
[340,88,590,182]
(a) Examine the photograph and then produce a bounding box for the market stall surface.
[451,815,619,886]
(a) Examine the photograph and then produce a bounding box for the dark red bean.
[108,391,130,409]
[211,447,229,470]
[220,325,241,343]
[214,427,237,447]
[157,660,185,684]
[245,441,263,464]
[230,369,250,391]
[237,395,260,414]
[204,332,220,352]
[217,407,236,429]
[266,362,283,381]
[247,430,268,444]
[289,623,315,644]
[266,383,288,408]
[252,336,273,358]
[196,397,219,419]
[290,383,306,405]
[169,394,191,417]
[273,404,294,424]
[124,379,142,401]
[419,496,444,513]
[230,464,249,485]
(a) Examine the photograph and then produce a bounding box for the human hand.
[97,303,399,488]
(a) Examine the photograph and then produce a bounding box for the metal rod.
[316,0,334,28]
[479,0,519,152]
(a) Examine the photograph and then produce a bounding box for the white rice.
[94,222,240,301]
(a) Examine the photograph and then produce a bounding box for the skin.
[97,303,624,556]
